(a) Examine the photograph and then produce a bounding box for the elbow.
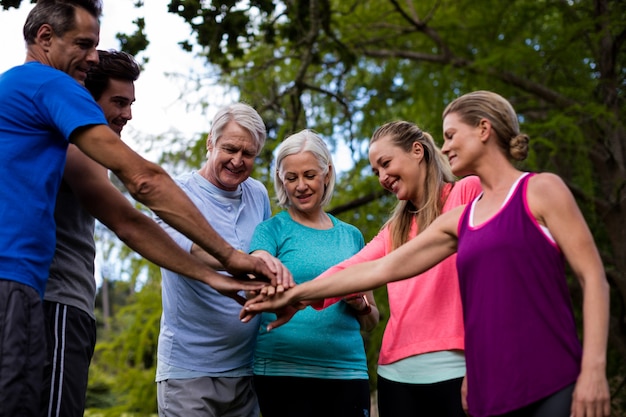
[125,169,167,207]
[112,219,143,247]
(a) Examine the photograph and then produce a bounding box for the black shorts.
[41,301,96,417]
[0,279,46,417]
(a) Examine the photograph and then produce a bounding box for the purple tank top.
[457,173,581,416]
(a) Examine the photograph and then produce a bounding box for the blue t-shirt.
[0,62,106,297]
[156,172,270,379]
[250,211,368,379]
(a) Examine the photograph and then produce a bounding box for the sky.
[0,0,355,165]
[0,0,355,285]
[0,0,231,284]
[0,0,220,154]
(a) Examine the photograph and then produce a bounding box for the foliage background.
[2,0,624,415]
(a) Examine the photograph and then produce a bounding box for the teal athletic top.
[250,211,368,379]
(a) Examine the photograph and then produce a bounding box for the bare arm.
[529,173,610,417]
[190,246,294,289]
[242,207,462,327]
[70,124,276,283]
[63,145,267,303]
[190,243,223,270]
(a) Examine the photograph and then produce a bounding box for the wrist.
[355,295,371,315]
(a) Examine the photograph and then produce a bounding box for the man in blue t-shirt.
[0,2,279,416]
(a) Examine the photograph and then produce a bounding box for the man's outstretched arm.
[71,124,277,283]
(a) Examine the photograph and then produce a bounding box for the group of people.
[1,1,281,417]
[242,91,612,417]
[0,1,612,417]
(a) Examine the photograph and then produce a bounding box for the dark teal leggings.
[377,374,466,417]
[254,375,370,417]
[496,383,575,417]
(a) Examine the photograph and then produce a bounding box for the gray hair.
[208,103,266,155]
[274,129,335,208]
[24,0,103,44]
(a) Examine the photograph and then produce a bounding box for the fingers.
[266,313,292,331]
[276,264,295,288]
[244,292,267,306]
[251,251,294,288]
[225,253,275,283]
[240,282,266,291]
[239,305,257,322]
[264,285,276,297]
[569,374,611,417]
[253,256,276,283]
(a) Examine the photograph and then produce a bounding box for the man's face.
[204,121,259,191]
[46,7,100,84]
[97,78,135,135]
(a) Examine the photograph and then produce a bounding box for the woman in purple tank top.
[242,91,611,417]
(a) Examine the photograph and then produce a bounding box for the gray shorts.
[157,375,259,417]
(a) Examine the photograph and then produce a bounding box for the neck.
[287,208,332,230]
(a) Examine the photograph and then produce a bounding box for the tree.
[3,0,625,413]
[167,0,626,409]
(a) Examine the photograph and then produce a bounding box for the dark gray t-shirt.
[46,177,97,319]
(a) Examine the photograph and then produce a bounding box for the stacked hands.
[240,283,305,330]
[210,249,296,306]
[239,281,369,331]
[239,250,303,330]
[238,263,367,332]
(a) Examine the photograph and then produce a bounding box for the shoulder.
[456,175,482,190]
[34,64,90,92]
[7,62,64,79]
[2,63,72,93]
[261,211,289,226]
[452,175,482,197]
[527,171,567,191]
[526,172,574,225]
[173,172,194,189]
[330,214,364,237]
[242,177,269,195]
[444,175,482,209]
[242,176,267,190]
[526,172,572,211]
[254,211,288,234]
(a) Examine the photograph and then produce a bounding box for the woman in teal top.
[250,129,379,417]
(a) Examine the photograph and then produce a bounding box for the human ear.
[412,141,425,162]
[206,135,215,152]
[325,164,333,186]
[478,119,492,142]
[36,24,54,48]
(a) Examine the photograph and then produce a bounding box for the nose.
[378,169,389,187]
[87,47,99,66]
[295,177,307,191]
[122,105,133,121]
[441,140,450,155]
[231,152,244,167]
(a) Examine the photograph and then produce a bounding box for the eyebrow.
[111,95,135,103]
[372,155,386,165]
